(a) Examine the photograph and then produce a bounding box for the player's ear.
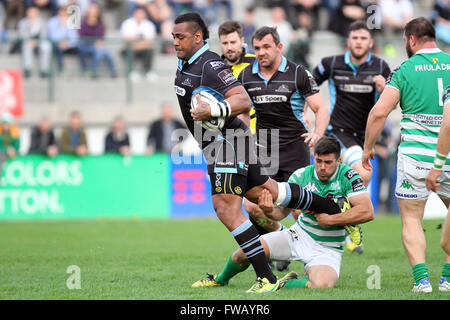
[369,38,374,49]
[337,156,342,164]
[277,42,283,52]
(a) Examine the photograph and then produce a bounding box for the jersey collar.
[251,55,287,84]
[178,41,209,70]
[344,50,372,75]
[415,48,441,54]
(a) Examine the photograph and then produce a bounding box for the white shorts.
[261,223,343,277]
[396,152,450,200]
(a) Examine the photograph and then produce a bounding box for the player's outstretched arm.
[315,193,374,228]
[362,87,400,170]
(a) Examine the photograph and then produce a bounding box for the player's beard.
[350,47,369,60]
[225,49,242,64]
[405,40,413,58]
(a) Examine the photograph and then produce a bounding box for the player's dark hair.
[218,20,242,38]
[404,17,435,43]
[314,136,341,159]
[252,26,280,45]
[174,12,209,40]
[348,20,372,37]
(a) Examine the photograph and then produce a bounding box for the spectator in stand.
[168,0,195,17]
[18,6,51,78]
[268,6,294,55]
[25,0,59,15]
[4,0,25,30]
[56,0,91,17]
[104,115,131,155]
[329,0,366,39]
[47,6,79,75]
[146,0,174,54]
[241,6,256,52]
[79,2,117,78]
[380,0,413,34]
[431,0,450,46]
[59,111,88,156]
[146,103,185,154]
[28,116,58,157]
[0,112,20,160]
[128,0,152,17]
[291,0,320,34]
[120,6,158,82]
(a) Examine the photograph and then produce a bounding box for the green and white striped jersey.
[288,163,367,252]
[386,48,450,166]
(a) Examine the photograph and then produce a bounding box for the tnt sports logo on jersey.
[252,95,287,104]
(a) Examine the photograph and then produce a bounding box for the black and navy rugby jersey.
[238,55,319,147]
[313,50,391,136]
[174,42,246,149]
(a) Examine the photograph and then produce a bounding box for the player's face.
[347,29,373,60]
[172,22,202,60]
[314,153,340,182]
[219,31,244,64]
[253,34,283,69]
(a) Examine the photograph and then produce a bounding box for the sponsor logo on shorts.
[234,186,242,194]
[215,186,222,193]
[400,179,414,190]
[215,174,222,187]
[395,192,418,199]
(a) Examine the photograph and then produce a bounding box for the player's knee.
[232,249,248,266]
[310,277,337,289]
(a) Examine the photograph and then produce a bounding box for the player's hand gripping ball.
[190,90,227,131]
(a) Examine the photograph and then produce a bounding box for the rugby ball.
[191,90,225,131]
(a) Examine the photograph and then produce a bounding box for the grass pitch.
[0,215,447,300]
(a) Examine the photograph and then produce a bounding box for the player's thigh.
[307,265,339,289]
[439,197,450,252]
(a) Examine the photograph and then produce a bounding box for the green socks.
[442,263,450,282]
[412,263,429,284]
[283,278,309,289]
[215,254,249,285]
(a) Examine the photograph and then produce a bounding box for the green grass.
[0,215,447,300]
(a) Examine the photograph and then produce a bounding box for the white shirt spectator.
[380,0,413,28]
[120,16,156,40]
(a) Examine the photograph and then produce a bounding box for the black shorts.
[204,129,269,198]
[257,135,311,181]
[327,128,365,151]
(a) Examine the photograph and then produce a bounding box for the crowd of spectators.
[0,103,186,160]
[0,1,447,77]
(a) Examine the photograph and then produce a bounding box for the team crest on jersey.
[275,84,291,93]
[182,77,193,87]
[304,182,319,193]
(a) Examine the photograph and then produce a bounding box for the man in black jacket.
[28,117,58,157]
[146,103,185,154]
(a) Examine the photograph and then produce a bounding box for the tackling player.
[192,136,374,289]
[425,85,450,292]
[312,20,391,253]
[362,18,450,293]
[172,13,347,293]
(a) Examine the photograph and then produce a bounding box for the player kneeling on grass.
[193,136,374,289]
